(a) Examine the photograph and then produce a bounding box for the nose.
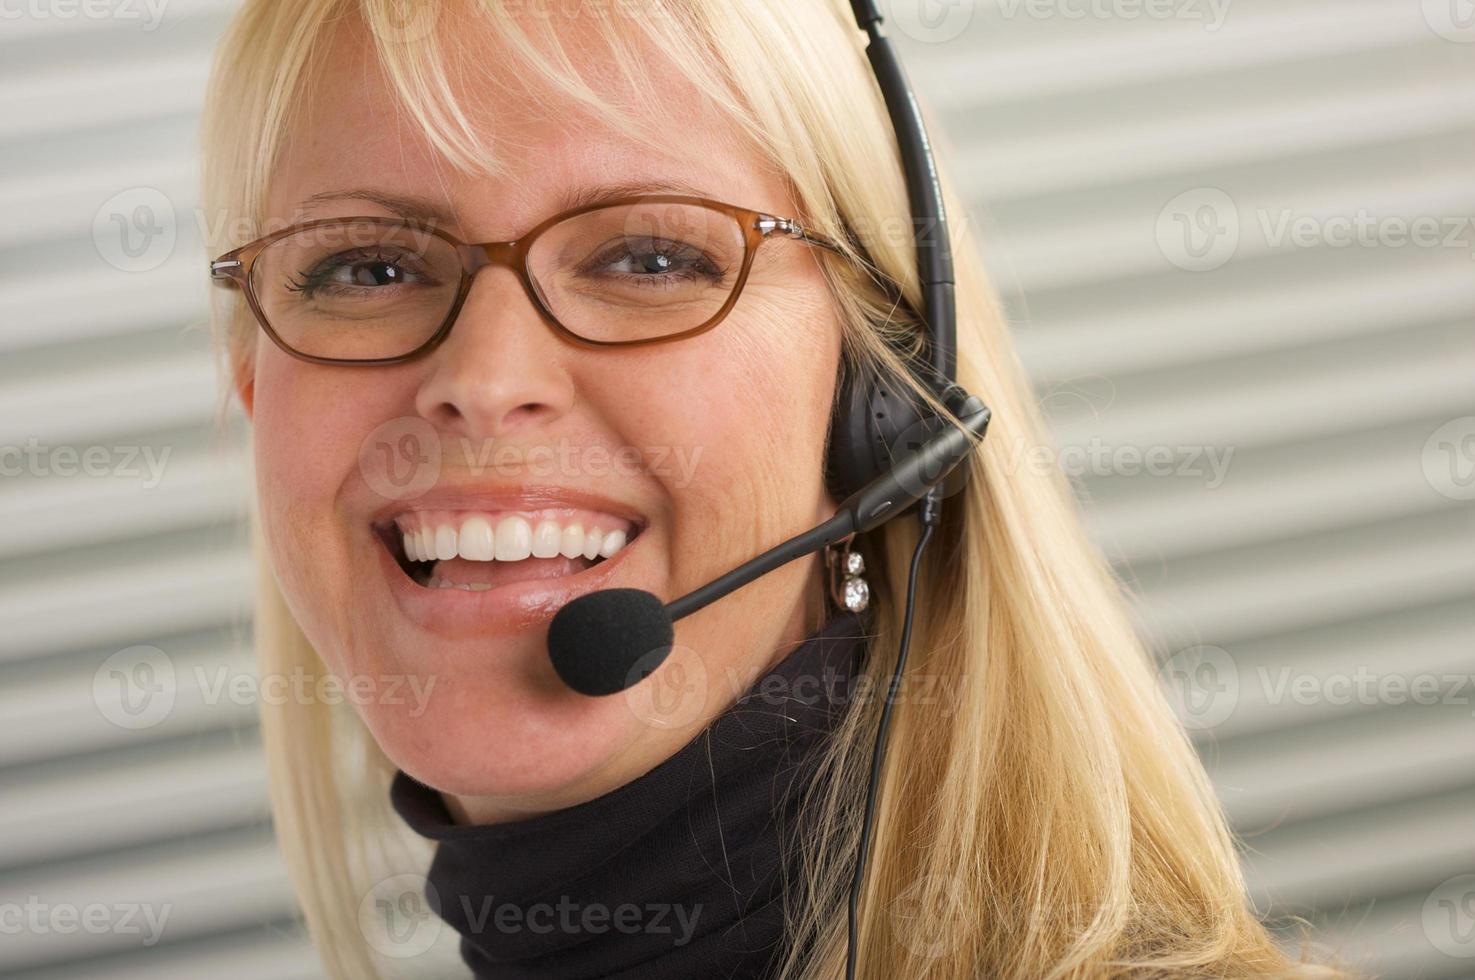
[413,264,577,443]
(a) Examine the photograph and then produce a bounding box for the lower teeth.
[427,578,494,591]
[418,560,599,590]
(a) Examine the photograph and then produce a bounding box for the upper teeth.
[397,513,630,564]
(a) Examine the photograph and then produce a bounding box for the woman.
[201,1,1348,977]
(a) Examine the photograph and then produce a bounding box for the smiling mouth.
[373,511,643,592]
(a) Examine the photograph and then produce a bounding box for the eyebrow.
[297,177,719,230]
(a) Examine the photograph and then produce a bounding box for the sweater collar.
[390,610,869,980]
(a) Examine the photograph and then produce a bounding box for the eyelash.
[577,237,728,288]
[285,247,438,300]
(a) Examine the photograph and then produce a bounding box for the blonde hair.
[202,2,1353,977]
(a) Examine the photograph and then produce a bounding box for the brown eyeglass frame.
[209,194,849,366]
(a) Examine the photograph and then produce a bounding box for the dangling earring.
[826,538,870,613]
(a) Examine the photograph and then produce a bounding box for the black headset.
[833,4,985,977]
[824,0,970,509]
[545,6,990,976]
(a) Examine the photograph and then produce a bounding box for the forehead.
[267,10,786,235]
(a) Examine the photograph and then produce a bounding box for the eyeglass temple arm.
[755,214,850,255]
[210,258,244,287]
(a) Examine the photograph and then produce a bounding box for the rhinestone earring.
[826,538,870,613]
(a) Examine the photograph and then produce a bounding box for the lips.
[364,489,650,636]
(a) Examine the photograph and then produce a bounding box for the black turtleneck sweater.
[389,610,870,980]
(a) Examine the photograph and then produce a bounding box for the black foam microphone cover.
[546,588,675,697]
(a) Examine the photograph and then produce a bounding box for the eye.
[287,247,441,298]
[580,236,726,287]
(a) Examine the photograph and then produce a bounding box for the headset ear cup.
[824,364,876,502]
[825,359,931,502]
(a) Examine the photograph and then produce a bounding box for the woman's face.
[239,16,844,821]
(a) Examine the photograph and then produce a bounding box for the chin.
[354,652,660,809]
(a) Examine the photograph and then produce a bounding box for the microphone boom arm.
[665,511,858,623]
[664,394,990,623]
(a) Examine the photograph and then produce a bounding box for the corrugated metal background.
[1,1,1471,977]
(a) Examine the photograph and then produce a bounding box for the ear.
[231,354,255,419]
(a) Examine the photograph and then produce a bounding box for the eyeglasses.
[209,194,848,365]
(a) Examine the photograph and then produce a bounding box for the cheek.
[252,348,421,493]
[249,350,405,647]
[634,290,840,549]
[254,355,348,512]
